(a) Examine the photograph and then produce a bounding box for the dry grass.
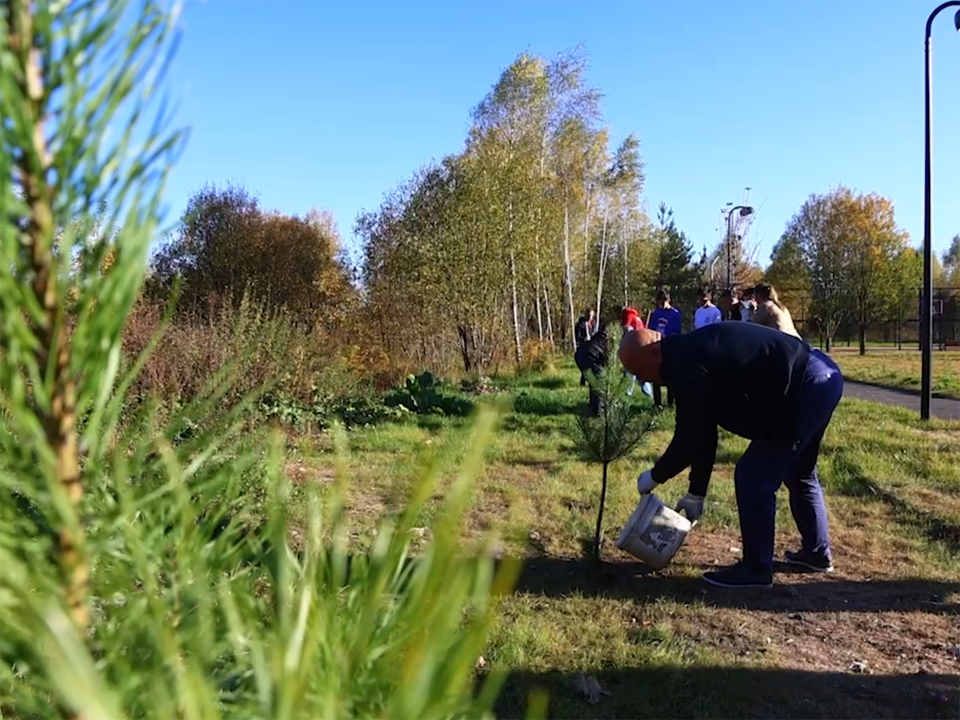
[831,349,960,399]
[285,366,960,719]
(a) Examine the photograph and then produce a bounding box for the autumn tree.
[356,47,653,373]
[593,133,645,314]
[706,234,763,293]
[609,204,656,311]
[356,174,449,369]
[781,191,849,350]
[763,233,810,326]
[942,233,960,287]
[780,186,910,353]
[840,191,910,353]
[424,155,511,374]
[149,183,357,330]
[468,53,545,364]
[888,247,922,346]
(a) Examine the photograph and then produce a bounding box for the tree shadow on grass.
[530,375,569,390]
[512,390,587,418]
[830,452,960,555]
[500,413,575,436]
[711,446,960,555]
[500,555,959,615]
[492,664,959,720]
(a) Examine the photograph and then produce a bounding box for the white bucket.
[616,493,693,570]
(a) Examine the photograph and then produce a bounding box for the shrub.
[385,371,475,417]
[258,386,408,430]
[517,338,558,376]
[147,184,358,332]
[123,291,369,423]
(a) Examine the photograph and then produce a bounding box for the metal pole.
[725,205,751,294]
[922,1,960,420]
[726,211,732,291]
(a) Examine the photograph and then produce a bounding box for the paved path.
[842,381,960,422]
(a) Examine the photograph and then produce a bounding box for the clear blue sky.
[160,0,960,269]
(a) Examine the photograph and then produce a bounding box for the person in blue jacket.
[647,289,682,408]
[618,322,844,589]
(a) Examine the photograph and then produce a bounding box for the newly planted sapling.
[573,327,658,564]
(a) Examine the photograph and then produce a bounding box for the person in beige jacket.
[751,283,801,339]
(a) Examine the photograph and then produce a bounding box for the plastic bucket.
[616,493,693,570]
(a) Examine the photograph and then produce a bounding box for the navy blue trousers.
[735,349,844,575]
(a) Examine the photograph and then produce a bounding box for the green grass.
[831,349,960,399]
[286,363,960,720]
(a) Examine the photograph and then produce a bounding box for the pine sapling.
[573,327,658,564]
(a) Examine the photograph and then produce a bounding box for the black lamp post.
[921,1,960,421]
[724,205,753,292]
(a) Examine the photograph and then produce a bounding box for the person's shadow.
[503,554,959,615]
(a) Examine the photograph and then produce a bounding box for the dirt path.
[506,530,960,719]
[843,381,960,421]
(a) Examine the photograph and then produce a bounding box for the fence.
[788,287,960,350]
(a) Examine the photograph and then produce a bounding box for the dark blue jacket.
[651,322,811,497]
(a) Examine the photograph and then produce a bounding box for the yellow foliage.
[518,338,557,375]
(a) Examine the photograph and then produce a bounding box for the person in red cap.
[619,305,646,396]
[620,305,645,332]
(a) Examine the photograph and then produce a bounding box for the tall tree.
[942,233,960,287]
[356,46,653,371]
[552,116,591,349]
[781,191,849,351]
[594,133,644,314]
[651,202,700,312]
[781,187,909,353]
[888,247,922,347]
[836,189,910,354]
[150,184,356,328]
[764,232,810,322]
[469,53,547,365]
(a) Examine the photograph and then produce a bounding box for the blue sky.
[159,0,960,268]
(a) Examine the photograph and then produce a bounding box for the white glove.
[637,470,659,494]
[675,493,705,522]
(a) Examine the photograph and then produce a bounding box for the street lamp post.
[921,1,960,420]
[724,205,753,292]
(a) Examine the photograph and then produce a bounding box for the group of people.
[572,282,844,591]
[574,282,803,409]
[693,284,801,340]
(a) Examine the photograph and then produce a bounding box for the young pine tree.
[0,3,525,719]
[573,327,659,564]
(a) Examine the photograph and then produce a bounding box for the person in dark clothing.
[618,322,844,589]
[719,289,741,321]
[575,322,609,416]
[575,308,596,386]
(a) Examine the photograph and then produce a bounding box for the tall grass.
[123,291,356,409]
[0,2,524,718]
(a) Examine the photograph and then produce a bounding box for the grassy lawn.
[829,349,960,399]
[286,365,960,720]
